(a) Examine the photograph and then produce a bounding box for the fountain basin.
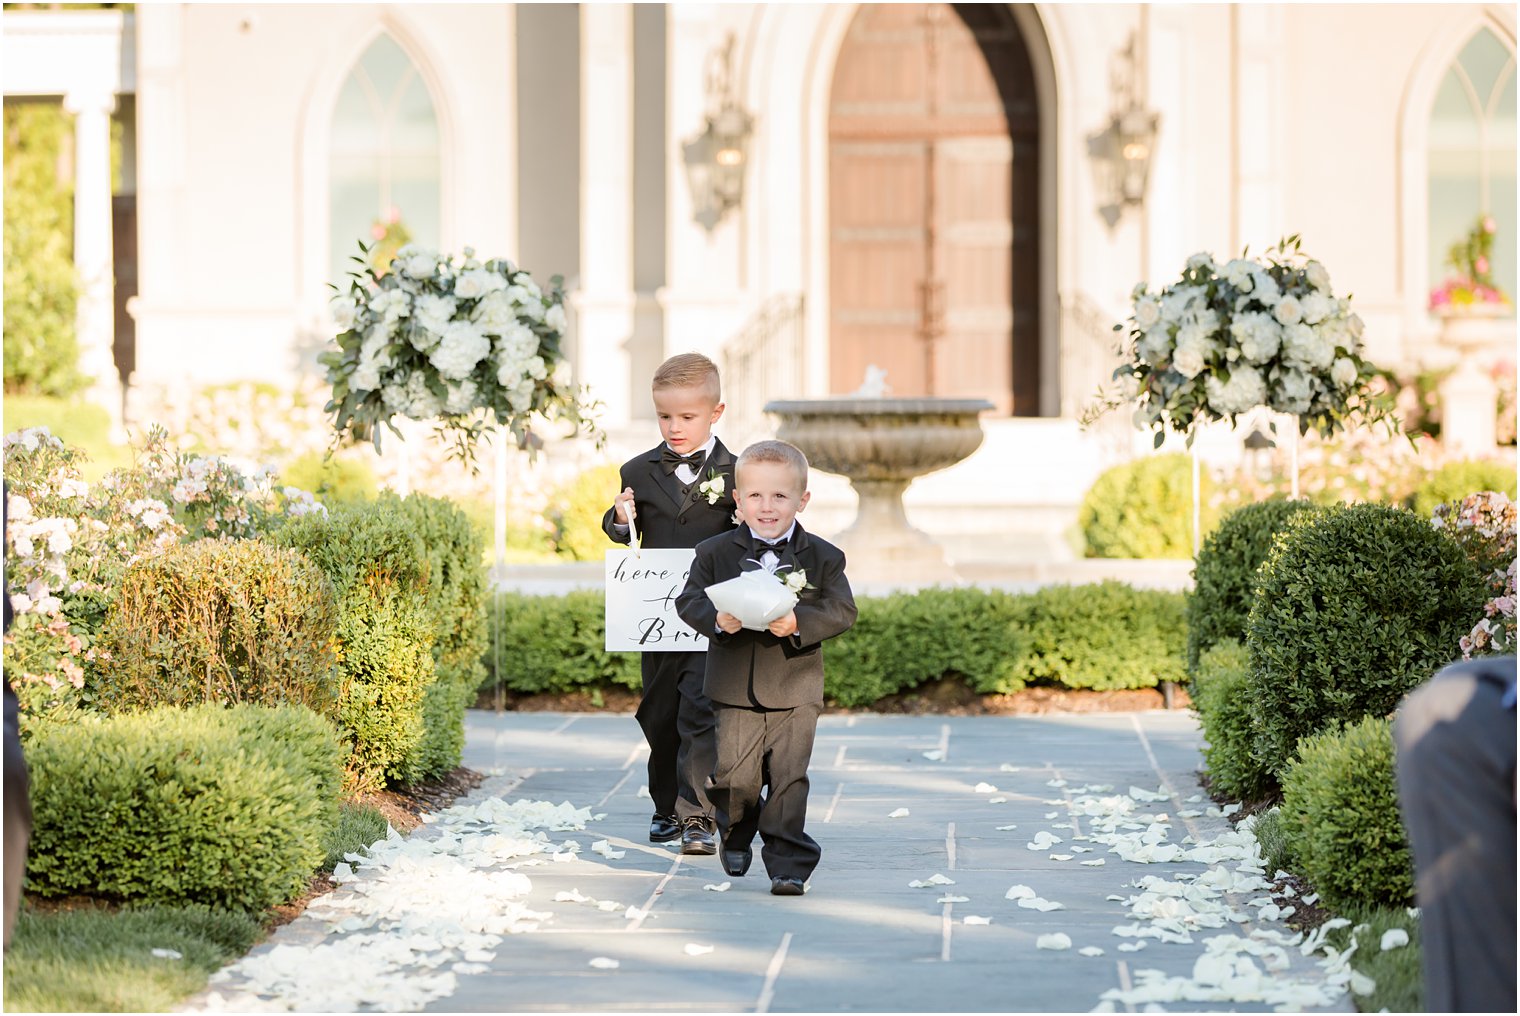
[765,397,994,587]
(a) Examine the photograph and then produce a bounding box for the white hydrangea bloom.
[454,269,505,300]
[413,294,457,336]
[1222,259,1256,291]
[544,303,567,332]
[429,321,491,381]
[1331,357,1358,388]
[1204,365,1267,415]
[1299,292,1334,325]
[1282,322,1333,369]
[444,379,478,415]
[471,290,517,334]
[1230,312,1281,364]
[1271,369,1315,415]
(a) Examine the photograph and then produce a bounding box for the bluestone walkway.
[194,710,1352,1013]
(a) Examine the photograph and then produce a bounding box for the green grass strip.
[1328,903,1422,1013]
[3,902,260,1013]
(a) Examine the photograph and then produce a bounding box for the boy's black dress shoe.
[649,814,681,843]
[720,843,752,876]
[770,876,805,896]
[680,817,717,855]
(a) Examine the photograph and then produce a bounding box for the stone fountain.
[765,391,993,587]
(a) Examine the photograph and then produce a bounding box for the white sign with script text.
[604,549,707,653]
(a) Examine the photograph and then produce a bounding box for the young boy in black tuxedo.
[675,440,857,895]
[601,353,738,855]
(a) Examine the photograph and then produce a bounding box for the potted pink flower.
[1429,215,1511,317]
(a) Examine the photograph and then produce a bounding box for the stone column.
[1438,313,1508,458]
[576,3,636,430]
[64,86,123,438]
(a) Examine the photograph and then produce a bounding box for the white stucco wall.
[130,3,515,387]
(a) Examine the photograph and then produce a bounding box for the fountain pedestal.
[765,398,993,587]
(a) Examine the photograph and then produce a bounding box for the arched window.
[329,33,441,285]
[1426,26,1516,299]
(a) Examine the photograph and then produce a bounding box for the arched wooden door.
[828,3,1039,415]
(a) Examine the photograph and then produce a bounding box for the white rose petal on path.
[1117,941,1148,953]
[703,882,732,892]
[999,764,1022,772]
[1081,859,1107,866]
[1044,811,1060,819]
[624,906,648,921]
[888,808,910,818]
[1049,854,1074,861]
[995,824,1019,831]
[591,840,626,860]
[1017,897,1065,912]
[1350,971,1376,996]
[596,900,624,912]
[937,895,970,904]
[974,782,998,794]
[909,874,956,888]
[151,948,183,960]
[988,797,1008,804]
[963,915,992,926]
[1004,885,1036,900]
[589,957,620,970]
[1026,831,1062,850]
[452,962,490,975]
[554,890,591,903]
[1047,778,1068,787]
[637,786,652,799]
[1036,933,1072,950]
[1079,946,1106,957]
[922,750,945,761]
[1380,929,1409,951]
[684,943,715,956]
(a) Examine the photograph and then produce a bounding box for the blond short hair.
[736,439,809,492]
[652,353,721,403]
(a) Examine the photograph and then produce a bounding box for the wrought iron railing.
[720,293,806,445]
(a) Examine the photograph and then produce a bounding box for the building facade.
[4,3,1515,551]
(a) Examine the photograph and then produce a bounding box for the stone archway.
[826,3,1040,416]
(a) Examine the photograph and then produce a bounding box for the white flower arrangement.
[322,242,601,466]
[698,469,726,505]
[1086,236,1396,444]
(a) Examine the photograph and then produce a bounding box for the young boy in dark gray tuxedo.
[601,353,738,855]
[675,440,857,895]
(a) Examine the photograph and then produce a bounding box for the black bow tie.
[660,446,706,475]
[752,534,791,558]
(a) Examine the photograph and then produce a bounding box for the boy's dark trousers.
[709,700,823,881]
[638,651,716,823]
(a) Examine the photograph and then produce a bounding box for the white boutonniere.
[779,567,810,593]
[698,469,725,505]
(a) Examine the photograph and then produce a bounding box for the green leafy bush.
[546,462,623,561]
[386,492,489,780]
[1245,502,1486,773]
[4,100,87,397]
[481,584,1185,706]
[24,703,341,911]
[827,587,1026,706]
[321,801,391,872]
[1186,498,1319,671]
[1249,808,1296,875]
[482,590,640,695]
[1001,582,1186,691]
[276,502,436,790]
[1406,459,1517,518]
[95,539,341,716]
[1280,715,1413,909]
[1080,453,1218,559]
[1191,639,1277,801]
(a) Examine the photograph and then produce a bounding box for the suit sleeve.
[791,548,857,650]
[675,543,727,640]
[600,465,633,545]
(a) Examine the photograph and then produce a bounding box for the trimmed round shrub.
[1186,498,1319,672]
[1280,715,1412,908]
[482,590,640,696]
[1245,502,1487,773]
[1080,453,1218,559]
[546,462,624,562]
[276,502,437,790]
[1406,459,1517,518]
[24,703,341,911]
[95,539,340,715]
[386,492,489,780]
[1000,582,1186,691]
[282,451,379,504]
[828,587,1027,706]
[1191,639,1277,801]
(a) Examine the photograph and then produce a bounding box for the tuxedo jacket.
[675,523,857,710]
[600,439,739,551]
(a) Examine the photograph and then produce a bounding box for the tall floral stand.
[1438,306,1511,458]
[492,426,509,713]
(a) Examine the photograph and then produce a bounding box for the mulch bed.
[476,680,1192,716]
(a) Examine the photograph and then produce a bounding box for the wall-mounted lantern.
[682,33,754,233]
[1087,32,1160,229]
